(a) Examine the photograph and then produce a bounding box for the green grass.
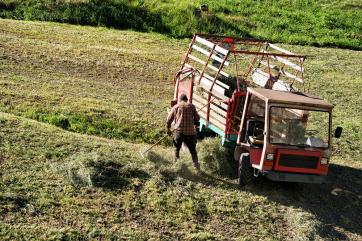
[0,112,296,240]
[0,19,184,143]
[0,19,361,160]
[0,0,361,50]
[1,112,361,240]
[0,19,362,240]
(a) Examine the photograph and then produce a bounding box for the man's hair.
[179,94,188,102]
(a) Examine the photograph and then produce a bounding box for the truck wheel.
[238,153,254,186]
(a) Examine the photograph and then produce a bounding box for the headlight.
[323,149,332,158]
[266,153,274,161]
[320,158,329,165]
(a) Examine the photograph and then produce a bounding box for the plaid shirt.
[166,101,200,135]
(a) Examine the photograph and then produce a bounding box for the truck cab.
[235,88,341,185]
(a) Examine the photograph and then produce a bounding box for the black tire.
[238,153,254,186]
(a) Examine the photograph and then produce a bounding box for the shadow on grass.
[144,148,361,238]
[225,163,360,239]
[147,151,171,167]
[234,163,361,239]
[291,163,361,239]
[0,193,28,211]
[66,158,151,190]
[0,0,252,39]
[148,150,239,188]
[90,162,151,190]
[0,0,170,34]
[178,164,239,190]
[150,150,361,239]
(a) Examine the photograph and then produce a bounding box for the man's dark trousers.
[173,131,198,165]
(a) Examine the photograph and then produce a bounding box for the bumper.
[263,171,326,184]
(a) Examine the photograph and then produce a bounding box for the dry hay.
[59,152,149,189]
[197,138,236,178]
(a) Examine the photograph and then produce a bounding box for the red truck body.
[172,34,341,184]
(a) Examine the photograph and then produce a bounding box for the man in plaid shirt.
[166,94,201,170]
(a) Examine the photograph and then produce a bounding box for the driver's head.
[179,94,188,102]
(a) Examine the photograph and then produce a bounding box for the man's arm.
[192,104,200,122]
[166,106,176,128]
[192,104,200,129]
[166,106,177,135]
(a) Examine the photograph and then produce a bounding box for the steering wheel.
[253,127,264,137]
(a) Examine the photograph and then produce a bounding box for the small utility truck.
[171,34,342,185]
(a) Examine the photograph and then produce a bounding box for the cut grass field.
[0,19,185,143]
[0,19,362,240]
[1,112,361,240]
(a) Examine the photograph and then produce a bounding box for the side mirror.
[334,126,343,138]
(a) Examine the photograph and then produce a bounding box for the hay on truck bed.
[172,34,306,145]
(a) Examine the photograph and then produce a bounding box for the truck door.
[240,94,266,165]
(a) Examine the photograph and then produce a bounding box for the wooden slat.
[260,61,303,83]
[181,65,230,89]
[209,117,226,131]
[188,54,230,78]
[272,80,291,91]
[209,110,226,124]
[271,55,304,72]
[196,91,229,110]
[195,83,228,101]
[195,36,215,49]
[200,77,228,93]
[215,45,229,56]
[198,111,226,131]
[268,43,294,55]
[193,99,226,124]
[188,54,206,65]
[193,95,227,117]
[283,72,303,83]
[184,63,195,70]
[192,44,230,66]
[262,50,304,72]
[194,105,226,126]
[203,73,230,89]
[206,64,230,78]
[184,60,230,79]
[251,68,268,87]
[193,94,227,116]
[199,77,226,95]
[195,36,229,55]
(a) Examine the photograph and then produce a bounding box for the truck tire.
[238,153,254,186]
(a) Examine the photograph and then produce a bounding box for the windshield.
[269,107,330,148]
